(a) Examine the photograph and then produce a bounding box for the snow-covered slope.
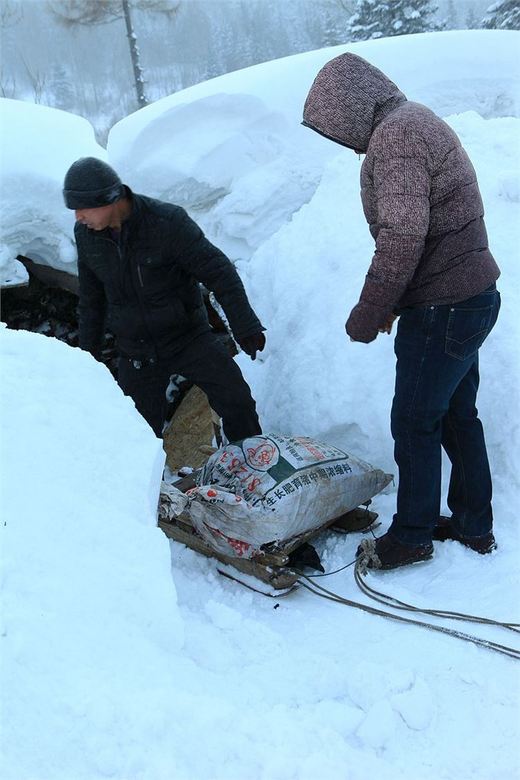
[1,328,518,780]
[0,326,181,779]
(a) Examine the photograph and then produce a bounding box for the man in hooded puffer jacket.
[303,54,500,569]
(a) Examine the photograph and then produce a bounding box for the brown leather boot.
[356,532,433,570]
[432,516,496,554]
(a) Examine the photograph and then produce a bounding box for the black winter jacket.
[76,189,264,360]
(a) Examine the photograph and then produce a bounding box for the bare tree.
[0,0,23,98]
[20,53,47,103]
[465,6,479,28]
[446,0,458,28]
[0,67,16,98]
[48,0,180,109]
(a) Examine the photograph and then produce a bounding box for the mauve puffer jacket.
[303,53,500,343]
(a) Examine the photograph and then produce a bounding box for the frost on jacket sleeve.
[346,126,431,343]
[173,210,264,339]
[76,227,106,359]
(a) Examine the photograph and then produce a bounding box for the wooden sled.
[158,473,379,595]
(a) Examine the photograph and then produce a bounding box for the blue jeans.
[389,285,500,546]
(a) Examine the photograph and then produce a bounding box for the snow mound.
[108,30,519,261]
[0,327,183,780]
[0,99,105,287]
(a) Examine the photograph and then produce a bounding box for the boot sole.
[367,549,434,571]
[377,554,434,571]
[433,534,496,555]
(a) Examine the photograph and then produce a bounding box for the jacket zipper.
[97,233,126,293]
[97,232,157,356]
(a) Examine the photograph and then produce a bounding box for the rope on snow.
[291,547,520,661]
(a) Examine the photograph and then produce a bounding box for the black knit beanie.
[63,157,124,209]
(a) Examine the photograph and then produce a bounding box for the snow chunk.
[0,251,28,287]
[347,660,414,712]
[391,677,435,731]
[356,699,399,750]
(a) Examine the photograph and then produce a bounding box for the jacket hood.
[302,53,406,153]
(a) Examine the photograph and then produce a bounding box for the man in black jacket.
[63,157,265,440]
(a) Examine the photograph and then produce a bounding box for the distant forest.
[0,0,500,141]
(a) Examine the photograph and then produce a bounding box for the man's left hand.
[237,332,266,360]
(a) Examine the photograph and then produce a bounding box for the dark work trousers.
[389,284,500,547]
[117,331,261,442]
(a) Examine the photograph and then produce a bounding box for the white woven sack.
[184,434,392,559]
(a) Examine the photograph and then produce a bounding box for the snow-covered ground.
[1,30,519,780]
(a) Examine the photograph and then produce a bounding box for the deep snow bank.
[108,30,519,260]
[0,326,183,779]
[0,99,105,287]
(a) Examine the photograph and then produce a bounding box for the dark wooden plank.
[17,256,79,296]
[158,519,298,590]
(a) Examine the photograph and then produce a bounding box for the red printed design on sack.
[245,441,278,469]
